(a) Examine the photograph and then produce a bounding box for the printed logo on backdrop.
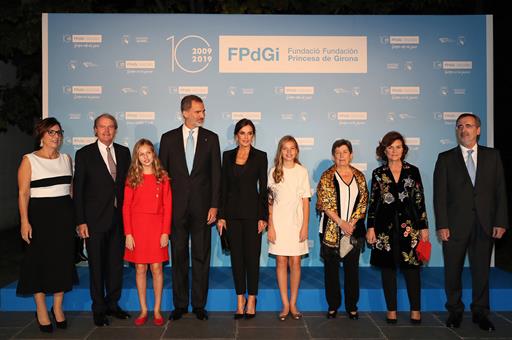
[121,86,150,96]
[63,34,102,48]
[295,137,315,150]
[439,36,465,47]
[219,36,367,73]
[381,86,420,100]
[405,137,421,151]
[333,86,361,96]
[380,36,419,50]
[168,86,209,99]
[116,60,155,74]
[433,61,472,75]
[68,60,99,71]
[229,112,262,121]
[440,86,466,96]
[125,112,156,124]
[226,86,255,96]
[167,35,213,73]
[62,86,102,100]
[332,112,368,126]
[387,112,416,122]
[386,61,414,72]
[121,35,150,44]
[442,111,471,125]
[276,86,314,101]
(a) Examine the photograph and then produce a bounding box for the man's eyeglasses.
[456,124,476,130]
[47,129,64,136]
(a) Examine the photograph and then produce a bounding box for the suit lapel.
[191,127,207,175]
[474,145,483,188]
[174,126,188,175]
[453,146,473,188]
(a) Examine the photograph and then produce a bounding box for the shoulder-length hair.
[375,131,408,163]
[127,139,168,188]
[272,135,300,183]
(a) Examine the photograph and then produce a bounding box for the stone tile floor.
[1,311,512,339]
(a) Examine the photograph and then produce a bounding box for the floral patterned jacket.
[367,162,428,268]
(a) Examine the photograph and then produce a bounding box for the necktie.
[106,146,117,180]
[186,130,194,174]
[106,146,117,207]
[466,149,476,186]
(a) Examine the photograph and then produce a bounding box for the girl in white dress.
[267,135,311,321]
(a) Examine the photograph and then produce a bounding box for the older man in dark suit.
[159,95,221,321]
[434,113,508,331]
[74,113,131,326]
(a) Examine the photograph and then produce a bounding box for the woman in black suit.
[217,119,268,319]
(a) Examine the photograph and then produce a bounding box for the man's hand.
[437,228,450,242]
[207,208,218,225]
[78,223,89,239]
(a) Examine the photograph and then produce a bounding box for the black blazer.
[73,141,131,232]
[159,125,221,221]
[433,145,509,237]
[218,146,268,221]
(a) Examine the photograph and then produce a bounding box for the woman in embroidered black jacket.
[366,131,429,324]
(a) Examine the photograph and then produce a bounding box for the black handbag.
[220,231,230,252]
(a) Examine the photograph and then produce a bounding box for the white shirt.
[97,140,117,174]
[182,125,198,153]
[460,144,477,172]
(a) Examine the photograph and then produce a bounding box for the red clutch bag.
[416,239,431,262]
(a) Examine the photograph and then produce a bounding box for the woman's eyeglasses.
[47,129,64,136]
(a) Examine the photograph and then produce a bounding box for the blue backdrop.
[42,14,492,267]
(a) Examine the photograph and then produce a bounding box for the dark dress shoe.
[348,311,359,320]
[410,317,422,324]
[106,307,130,320]
[386,317,398,324]
[170,308,187,321]
[473,314,495,331]
[35,312,53,333]
[446,312,462,328]
[51,307,67,329]
[193,308,208,320]
[244,298,257,319]
[93,313,110,327]
[326,310,337,319]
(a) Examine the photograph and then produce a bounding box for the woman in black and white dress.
[17,117,77,333]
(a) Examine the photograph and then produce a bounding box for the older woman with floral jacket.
[366,131,429,324]
[316,139,368,320]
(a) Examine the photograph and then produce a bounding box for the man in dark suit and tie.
[74,113,131,326]
[159,95,221,321]
[434,113,508,331]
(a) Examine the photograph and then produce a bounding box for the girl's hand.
[125,234,135,251]
[267,226,276,244]
[257,220,267,234]
[160,234,169,248]
[20,221,32,244]
[217,219,226,236]
[299,226,308,242]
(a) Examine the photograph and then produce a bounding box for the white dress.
[268,164,311,256]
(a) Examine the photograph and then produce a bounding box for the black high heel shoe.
[347,311,359,320]
[244,297,257,319]
[35,312,53,333]
[326,310,337,319]
[234,298,246,319]
[51,306,68,329]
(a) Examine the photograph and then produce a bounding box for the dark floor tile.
[368,312,444,326]
[88,327,165,339]
[237,312,306,328]
[0,328,22,340]
[305,314,383,339]
[0,312,34,327]
[380,326,460,339]
[496,312,512,324]
[14,314,95,339]
[162,315,235,338]
[237,326,310,339]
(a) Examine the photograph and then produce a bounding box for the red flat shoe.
[134,315,147,326]
[153,316,164,326]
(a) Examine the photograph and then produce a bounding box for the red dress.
[123,174,172,263]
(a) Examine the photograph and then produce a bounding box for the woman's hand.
[20,221,32,244]
[339,219,354,236]
[420,229,429,242]
[366,227,377,244]
[299,226,308,242]
[160,234,169,248]
[217,219,226,235]
[257,220,267,234]
[125,234,135,251]
[267,225,276,244]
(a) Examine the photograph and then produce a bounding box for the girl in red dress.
[123,139,172,326]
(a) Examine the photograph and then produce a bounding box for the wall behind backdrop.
[43,13,492,267]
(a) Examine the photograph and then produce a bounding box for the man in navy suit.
[74,114,131,326]
[434,113,508,331]
[159,95,221,321]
